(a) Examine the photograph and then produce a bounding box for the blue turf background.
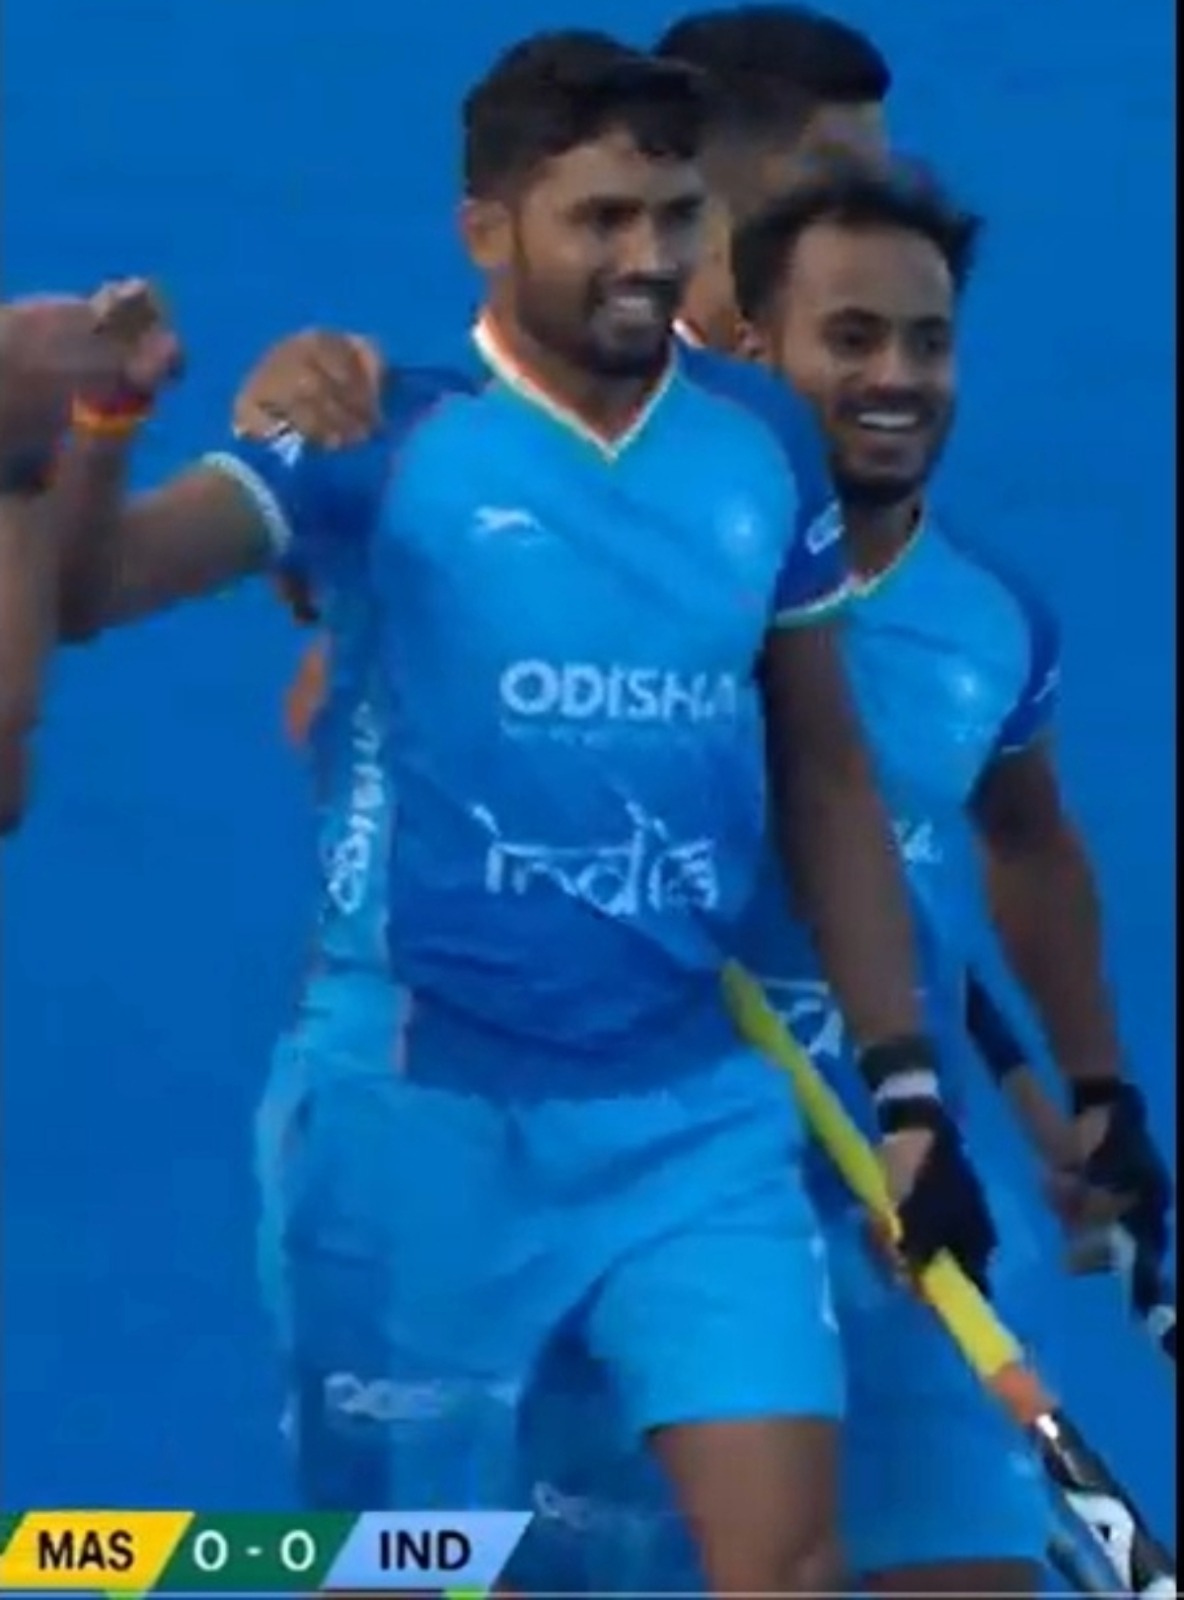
[1,0,1175,1548]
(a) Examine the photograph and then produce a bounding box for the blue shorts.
[272,994,844,1511]
[828,1204,1052,1577]
[255,976,403,1350]
[513,1201,1052,1592]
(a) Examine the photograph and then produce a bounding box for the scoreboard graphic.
[0,1511,531,1595]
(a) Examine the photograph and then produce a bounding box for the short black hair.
[655,6,891,106]
[653,8,890,215]
[463,30,711,198]
[732,159,984,324]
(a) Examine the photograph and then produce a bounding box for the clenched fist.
[0,280,182,484]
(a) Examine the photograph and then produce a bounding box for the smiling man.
[46,32,1000,1594]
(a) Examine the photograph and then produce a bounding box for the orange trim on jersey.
[284,640,328,747]
[472,310,676,457]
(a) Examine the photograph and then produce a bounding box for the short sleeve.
[717,362,849,627]
[771,499,849,628]
[202,425,390,584]
[992,593,1062,758]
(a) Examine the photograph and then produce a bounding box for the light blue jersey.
[518,518,1062,1592]
[222,325,852,1519]
[739,517,1059,1190]
[213,327,846,1062]
[285,416,405,1058]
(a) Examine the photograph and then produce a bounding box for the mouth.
[851,406,928,437]
[596,287,673,336]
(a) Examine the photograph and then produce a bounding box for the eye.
[911,324,952,360]
[583,201,634,234]
[826,324,879,358]
[661,195,704,229]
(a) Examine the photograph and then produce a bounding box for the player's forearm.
[52,429,136,640]
[985,824,1122,1085]
[775,753,923,1049]
[0,500,57,831]
[57,456,278,639]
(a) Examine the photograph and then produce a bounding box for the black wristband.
[1071,1078,1139,1116]
[858,1033,939,1092]
[878,1095,949,1136]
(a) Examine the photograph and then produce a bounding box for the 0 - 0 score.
[191,1528,319,1574]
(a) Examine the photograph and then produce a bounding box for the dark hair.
[653,8,890,214]
[732,159,984,323]
[656,6,891,105]
[463,30,711,198]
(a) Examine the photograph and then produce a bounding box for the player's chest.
[380,432,784,662]
[842,613,1016,808]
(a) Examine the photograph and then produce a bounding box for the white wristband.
[873,1069,941,1109]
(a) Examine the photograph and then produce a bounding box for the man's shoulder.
[379,362,482,439]
[931,521,1058,644]
[677,346,832,499]
[679,346,815,430]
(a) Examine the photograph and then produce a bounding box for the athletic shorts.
[828,1201,1053,1577]
[513,1196,1052,1591]
[255,977,402,1349]
[272,993,844,1512]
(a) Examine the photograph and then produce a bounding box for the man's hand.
[0,295,94,475]
[81,279,183,406]
[863,1037,999,1292]
[1048,1080,1173,1270]
[233,329,383,446]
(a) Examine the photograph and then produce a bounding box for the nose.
[615,216,667,277]
[864,337,922,391]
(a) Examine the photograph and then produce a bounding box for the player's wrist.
[1069,1075,1139,1117]
[859,1033,946,1134]
[71,385,154,440]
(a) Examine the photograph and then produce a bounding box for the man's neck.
[842,497,924,581]
[478,306,668,442]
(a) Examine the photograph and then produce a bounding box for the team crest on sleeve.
[803,502,844,555]
[256,420,306,467]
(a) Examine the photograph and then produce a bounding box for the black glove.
[1071,1079,1173,1262]
[862,1035,999,1293]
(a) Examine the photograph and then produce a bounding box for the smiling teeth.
[857,411,920,431]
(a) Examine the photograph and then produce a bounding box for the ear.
[735,317,771,364]
[458,197,512,274]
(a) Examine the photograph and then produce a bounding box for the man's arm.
[969,603,1171,1258]
[0,496,57,831]
[56,402,386,641]
[761,620,922,1046]
[972,741,1122,1086]
[761,612,998,1287]
[56,440,284,639]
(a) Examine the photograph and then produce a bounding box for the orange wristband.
[71,396,153,438]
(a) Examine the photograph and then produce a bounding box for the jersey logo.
[472,801,720,918]
[473,505,545,540]
[498,659,740,729]
[245,420,307,468]
[804,502,844,555]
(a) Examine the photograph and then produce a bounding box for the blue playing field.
[1,0,1174,1554]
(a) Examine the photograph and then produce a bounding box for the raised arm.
[51,290,386,640]
[0,494,57,831]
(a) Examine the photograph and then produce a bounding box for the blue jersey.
[293,528,398,1048]
[737,519,1060,1176]
[209,329,846,1055]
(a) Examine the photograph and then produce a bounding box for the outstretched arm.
[0,494,57,831]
